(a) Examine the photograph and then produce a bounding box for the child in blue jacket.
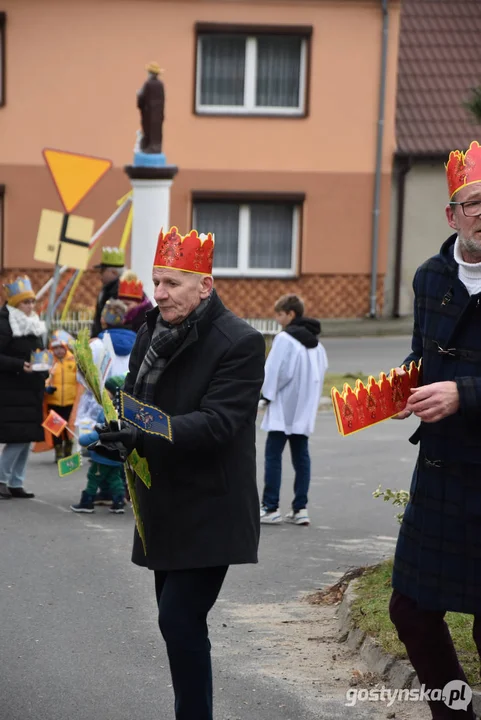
[70,411,125,514]
[70,376,126,514]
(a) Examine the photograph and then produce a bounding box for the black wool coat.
[124,292,265,571]
[393,234,481,613]
[0,305,46,443]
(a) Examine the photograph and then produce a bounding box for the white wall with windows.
[193,200,300,277]
[195,29,308,116]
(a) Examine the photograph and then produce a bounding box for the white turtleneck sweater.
[454,237,481,296]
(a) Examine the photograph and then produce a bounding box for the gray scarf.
[133,294,212,403]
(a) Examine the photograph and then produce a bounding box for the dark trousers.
[262,431,311,511]
[154,566,228,720]
[390,590,481,718]
[48,404,73,446]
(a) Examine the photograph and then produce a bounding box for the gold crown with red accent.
[118,271,143,301]
[446,140,481,199]
[153,227,215,275]
[331,361,422,437]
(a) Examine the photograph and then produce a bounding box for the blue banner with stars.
[119,391,173,442]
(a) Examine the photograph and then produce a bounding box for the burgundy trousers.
[390,590,481,719]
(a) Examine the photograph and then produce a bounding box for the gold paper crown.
[146,61,163,75]
[331,361,422,436]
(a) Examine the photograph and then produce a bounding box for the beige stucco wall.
[385,162,450,316]
[0,0,401,287]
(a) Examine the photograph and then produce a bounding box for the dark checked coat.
[392,233,481,613]
[124,291,265,571]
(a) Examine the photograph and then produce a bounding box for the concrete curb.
[337,580,481,715]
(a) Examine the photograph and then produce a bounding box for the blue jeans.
[262,431,311,512]
[0,443,31,488]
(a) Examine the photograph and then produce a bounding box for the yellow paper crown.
[146,61,163,75]
[101,247,125,268]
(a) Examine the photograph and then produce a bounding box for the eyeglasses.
[449,200,481,217]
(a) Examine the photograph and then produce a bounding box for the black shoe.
[109,498,125,514]
[0,482,11,498]
[9,487,35,498]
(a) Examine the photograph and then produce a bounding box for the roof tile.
[396,0,481,155]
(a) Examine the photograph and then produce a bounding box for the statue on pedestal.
[137,62,165,154]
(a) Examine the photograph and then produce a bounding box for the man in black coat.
[91,247,125,338]
[98,227,265,720]
[390,141,481,720]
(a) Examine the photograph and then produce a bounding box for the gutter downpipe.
[369,0,389,318]
[392,154,412,317]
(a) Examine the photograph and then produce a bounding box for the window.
[0,13,5,106]
[192,195,303,277]
[195,24,311,116]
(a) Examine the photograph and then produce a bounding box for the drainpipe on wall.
[392,154,412,317]
[369,0,389,318]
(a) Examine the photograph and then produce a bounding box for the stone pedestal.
[124,165,178,298]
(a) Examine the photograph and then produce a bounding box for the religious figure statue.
[137,62,165,154]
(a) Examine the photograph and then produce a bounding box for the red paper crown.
[153,227,215,275]
[446,140,481,199]
[331,361,421,436]
[118,277,143,301]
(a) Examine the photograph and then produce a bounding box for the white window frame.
[193,202,300,278]
[195,34,307,116]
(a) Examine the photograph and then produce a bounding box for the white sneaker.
[285,508,310,526]
[260,507,282,524]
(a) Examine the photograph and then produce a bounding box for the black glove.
[89,420,139,464]
[45,386,57,395]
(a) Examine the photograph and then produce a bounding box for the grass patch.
[323,371,369,397]
[351,559,481,686]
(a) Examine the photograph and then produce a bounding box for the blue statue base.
[133,152,167,168]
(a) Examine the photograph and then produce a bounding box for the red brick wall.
[0,270,384,318]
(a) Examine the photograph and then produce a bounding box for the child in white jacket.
[260,294,328,526]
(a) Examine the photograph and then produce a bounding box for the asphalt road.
[322,335,413,376]
[0,337,420,720]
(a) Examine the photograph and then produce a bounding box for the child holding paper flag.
[45,332,78,461]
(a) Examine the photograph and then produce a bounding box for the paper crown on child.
[50,329,75,349]
[3,276,36,307]
[94,247,125,269]
[118,271,143,302]
[331,361,422,437]
[30,348,53,371]
[153,227,215,275]
[446,140,481,199]
[101,298,127,327]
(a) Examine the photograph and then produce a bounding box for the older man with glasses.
[389,141,481,719]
